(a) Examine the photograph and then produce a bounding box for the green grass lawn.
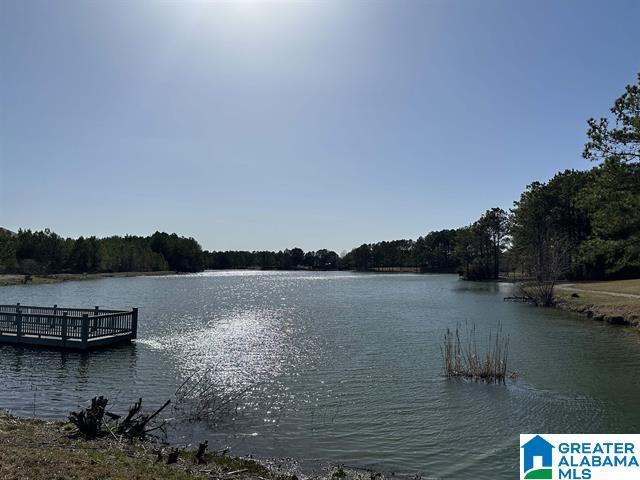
[556,279,640,327]
[566,279,640,295]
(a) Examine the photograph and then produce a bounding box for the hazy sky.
[1,0,639,252]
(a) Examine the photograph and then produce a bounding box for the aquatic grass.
[441,322,510,383]
[172,366,255,426]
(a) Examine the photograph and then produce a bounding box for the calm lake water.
[1,271,640,478]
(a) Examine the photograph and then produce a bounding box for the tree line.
[345,73,640,281]
[340,208,509,280]
[1,74,638,281]
[203,248,340,270]
[0,231,204,274]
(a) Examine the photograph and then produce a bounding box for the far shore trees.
[0,229,202,275]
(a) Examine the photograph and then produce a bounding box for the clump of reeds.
[441,322,510,383]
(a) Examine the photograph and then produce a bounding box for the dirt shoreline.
[555,297,640,328]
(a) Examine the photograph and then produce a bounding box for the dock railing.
[0,304,138,349]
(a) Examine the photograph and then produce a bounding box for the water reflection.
[0,343,140,416]
[165,307,307,386]
[0,272,640,478]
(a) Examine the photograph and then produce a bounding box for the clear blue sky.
[1,0,638,253]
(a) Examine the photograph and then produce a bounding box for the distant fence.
[0,304,138,350]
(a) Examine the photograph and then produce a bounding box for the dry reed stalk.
[442,322,509,383]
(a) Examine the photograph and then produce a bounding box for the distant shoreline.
[0,268,450,288]
[0,271,178,287]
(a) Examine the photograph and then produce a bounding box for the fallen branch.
[226,469,248,476]
[116,399,171,440]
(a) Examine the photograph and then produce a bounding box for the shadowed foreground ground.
[0,414,382,480]
[0,414,295,480]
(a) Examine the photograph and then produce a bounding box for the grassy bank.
[555,279,640,328]
[0,414,292,480]
[0,414,383,480]
[0,271,177,287]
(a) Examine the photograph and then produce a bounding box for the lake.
[1,271,639,478]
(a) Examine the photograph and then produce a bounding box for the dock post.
[81,314,89,349]
[16,307,22,344]
[131,307,138,340]
[61,312,68,347]
[92,306,99,332]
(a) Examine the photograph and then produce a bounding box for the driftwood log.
[116,398,171,440]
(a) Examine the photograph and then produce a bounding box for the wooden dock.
[0,304,138,350]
